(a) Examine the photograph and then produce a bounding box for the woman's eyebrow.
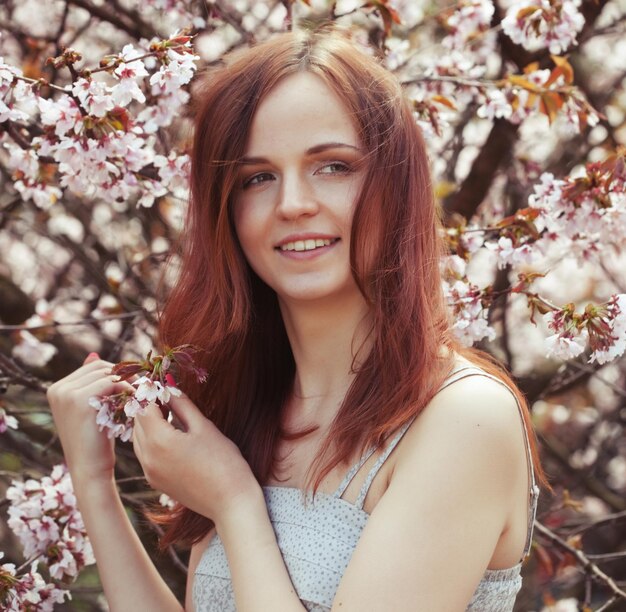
[239,142,362,165]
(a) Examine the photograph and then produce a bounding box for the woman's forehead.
[244,72,360,156]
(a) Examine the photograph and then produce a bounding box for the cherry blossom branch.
[210,0,255,43]
[66,0,157,40]
[0,310,145,333]
[0,353,48,393]
[534,521,626,603]
[16,555,40,574]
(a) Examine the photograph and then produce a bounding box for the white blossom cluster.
[0,553,69,612]
[485,236,535,269]
[502,0,586,55]
[542,294,626,363]
[6,465,95,581]
[442,255,497,346]
[442,0,495,53]
[0,39,197,212]
[90,375,181,441]
[529,171,626,263]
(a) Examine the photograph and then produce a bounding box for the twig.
[586,551,626,562]
[115,475,149,484]
[66,0,155,39]
[534,521,626,602]
[595,595,620,612]
[150,521,189,574]
[568,510,626,535]
[566,360,626,399]
[0,353,48,393]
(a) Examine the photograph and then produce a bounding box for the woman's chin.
[274,282,360,306]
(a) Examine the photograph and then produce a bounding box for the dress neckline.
[261,485,524,577]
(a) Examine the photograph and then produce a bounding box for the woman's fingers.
[54,358,115,386]
[166,393,206,431]
[66,368,120,391]
[77,377,134,403]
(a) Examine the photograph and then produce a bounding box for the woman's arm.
[47,355,183,612]
[214,490,306,612]
[330,376,530,611]
[72,476,183,612]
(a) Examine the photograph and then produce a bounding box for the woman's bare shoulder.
[426,369,523,439]
[394,371,527,492]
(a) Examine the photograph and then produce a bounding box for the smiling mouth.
[277,238,340,252]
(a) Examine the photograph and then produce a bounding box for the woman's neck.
[278,291,373,425]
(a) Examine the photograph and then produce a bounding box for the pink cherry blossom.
[544,330,587,360]
[72,77,114,118]
[442,0,495,51]
[158,493,177,510]
[11,330,58,368]
[38,95,82,137]
[0,407,18,433]
[133,375,181,403]
[485,236,535,269]
[477,89,513,121]
[588,294,626,365]
[90,395,134,441]
[444,278,496,346]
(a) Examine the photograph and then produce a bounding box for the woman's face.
[232,71,366,306]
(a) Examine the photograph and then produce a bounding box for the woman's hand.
[47,353,134,487]
[132,389,260,523]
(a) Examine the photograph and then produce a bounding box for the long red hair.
[156,27,547,547]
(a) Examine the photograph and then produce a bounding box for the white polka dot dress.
[193,367,539,611]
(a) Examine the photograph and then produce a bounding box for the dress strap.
[333,444,378,499]
[353,416,417,509]
[333,363,476,506]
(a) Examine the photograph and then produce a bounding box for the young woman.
[47,27,545,612]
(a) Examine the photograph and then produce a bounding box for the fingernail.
[165,373,177,388]
[88,352,99,359]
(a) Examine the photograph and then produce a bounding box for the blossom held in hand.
[89,344,203,440]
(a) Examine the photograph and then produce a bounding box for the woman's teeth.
[279,238,335,252]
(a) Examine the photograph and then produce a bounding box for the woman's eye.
[243,172,274,188]
[317,162,351,175]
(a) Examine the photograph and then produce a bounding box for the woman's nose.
[276,174,319,219]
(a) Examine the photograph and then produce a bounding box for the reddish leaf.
[550,55,574,84]
[364,0,402,35]
[431,94,457,110]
